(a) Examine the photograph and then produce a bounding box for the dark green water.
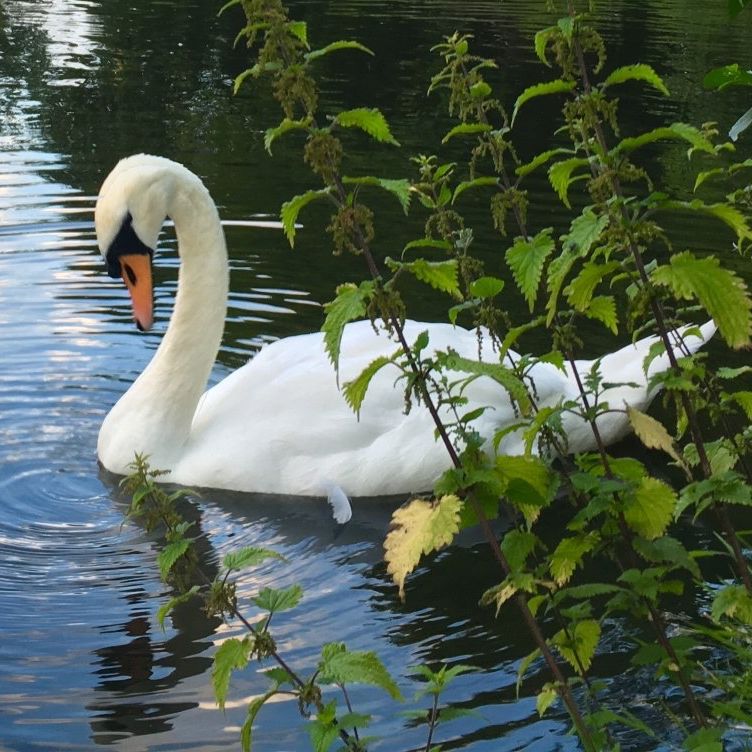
[0,1,750,750]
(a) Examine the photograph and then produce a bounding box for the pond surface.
[0,1,751,750]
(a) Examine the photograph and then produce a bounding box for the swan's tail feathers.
[325,483,353,524]
[584,320,716,403]
[643,320,717,381]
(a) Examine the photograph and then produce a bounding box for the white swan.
[96,154,715,502]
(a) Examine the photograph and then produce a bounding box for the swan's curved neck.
[102,174,228,469]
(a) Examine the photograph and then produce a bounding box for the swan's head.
[96,154,179,331]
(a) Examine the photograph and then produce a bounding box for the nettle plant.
[134,0,752,749]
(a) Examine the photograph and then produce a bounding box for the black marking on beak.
[123,262,137,286]
[105,212,153,278]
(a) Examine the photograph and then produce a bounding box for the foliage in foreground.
[123,454,475,752]
[124,0,752,749]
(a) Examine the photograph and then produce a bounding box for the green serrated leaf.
[448,301,476,326]
[684,727,724,752]
[496,454,559,523]
[516,148,574,177]
[403,238,453,255]
[655,199,752,243]
[158,539,190,580]
[343,354,396,416]
[623,476,676,539]
[308,699,339,752]
[337,712,373,733]
[441,123,492,144]
[564,261,620,311]
[223,546,285,573]
[552,619,601,673]
[694,167,725,192]
[440,353,532,413]
[516,648,541,697]
[519,404,561,458]
[703,63,752,91]
[264,117,311,154]
[585,295,618,334]
[334,108,400,145]
[711,584,752,624]
[241,689,277,752]
[533,26,557,66]
[602,64,669,96]
[558,583,622,600]
[280,188,331,247]
[632,535,701,579]
[233,68,255,95]
[213,637,252,710]
[218,0,241,15]
[546,253,579,325]
[709,472,752,507]
[550,533,600,586]
[511,80,576,126]
[536,684,558,716]
[717,365,752,380]
[253,584,303,613]
[286,20,308,46]
[342,176,412,214]
[548,158,590,208]
[305,40,374,63]
[468,276,504,299]
[613,122,716,155]
[565,208,609,254]
[319,643,403,699]
[501,530,539,572]
[732,390,752,420]
[392,258,461,298]
[480,572,535,616]
[557,16,575,39]
[631,641,665,666]
[505,229,556,311]
[157,586,200,631]
[651,251,752,349]
[470,80,492,99]
[452,177,500,203]
[321,281,375,372]
[384,495,462,600]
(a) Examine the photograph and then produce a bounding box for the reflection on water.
[0,0,751,749]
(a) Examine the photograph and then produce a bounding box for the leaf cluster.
[214,0,752,749]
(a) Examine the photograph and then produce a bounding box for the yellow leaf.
[480,581,518,616]
[384,495,462,600]
[627,406,686,469]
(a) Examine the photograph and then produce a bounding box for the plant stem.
[564,356,707,727]
[326,181,598,751]
[339,683,360,742]
[423,693,440,752]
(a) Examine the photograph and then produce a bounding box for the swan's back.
[177,320,564,496]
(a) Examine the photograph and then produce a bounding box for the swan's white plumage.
[96,155,716,499]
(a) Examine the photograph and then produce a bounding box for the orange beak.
[119,254,154,331]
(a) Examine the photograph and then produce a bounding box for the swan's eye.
[123,263,138,286]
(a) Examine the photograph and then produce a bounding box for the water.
[0,1,751,750]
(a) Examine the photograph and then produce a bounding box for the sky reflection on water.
[0,0,751,749]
